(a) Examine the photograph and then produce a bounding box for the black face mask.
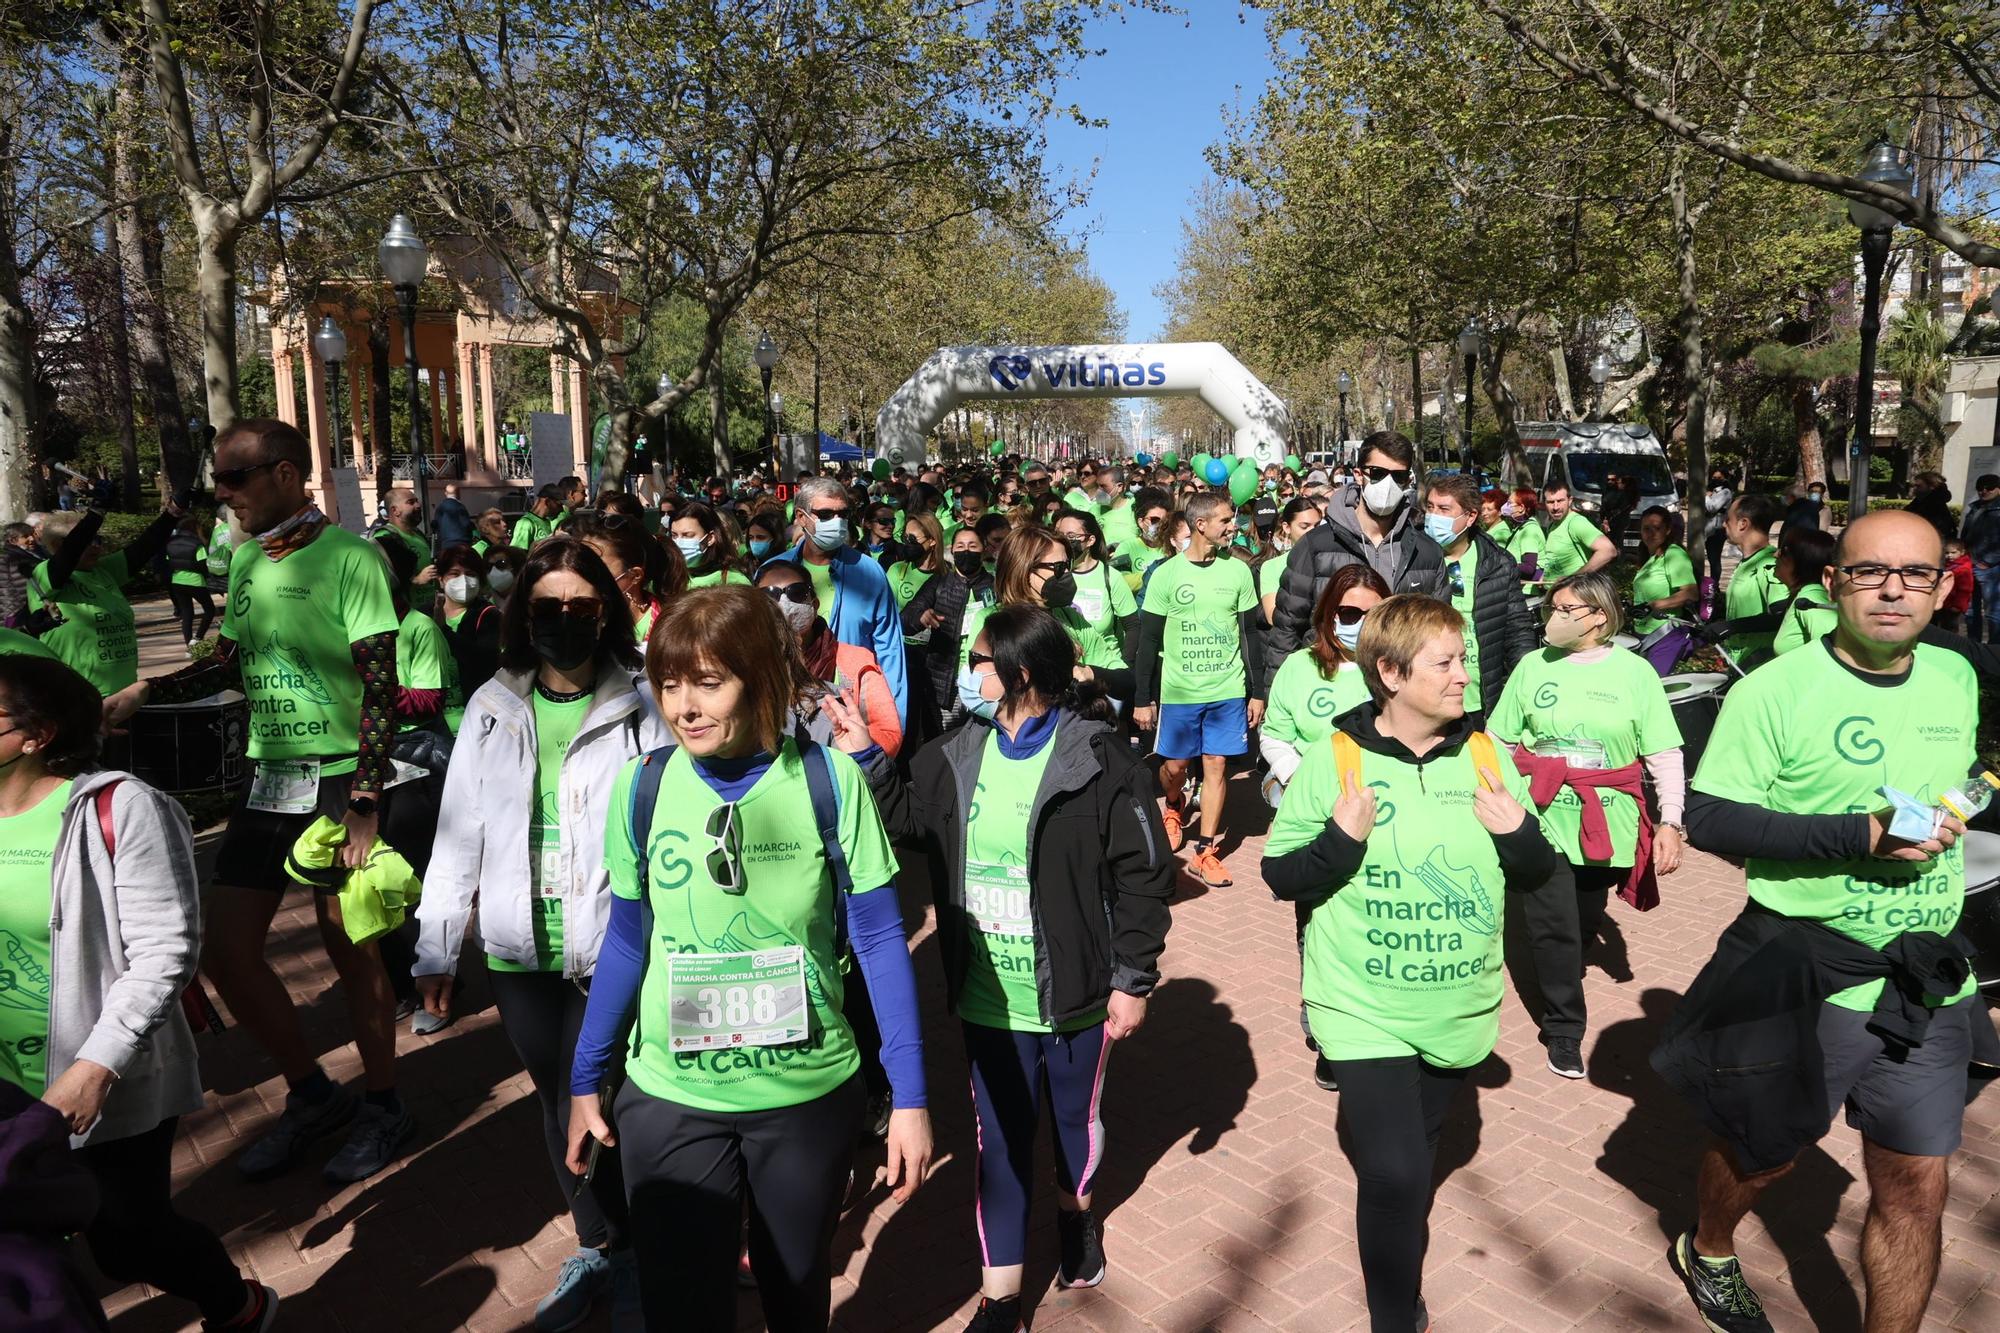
[1040,569,1077,610]
[531,612,599,671]
[952,550,983,578]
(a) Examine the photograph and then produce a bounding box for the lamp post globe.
[379,214,431,536]
[1847,141,1915,518]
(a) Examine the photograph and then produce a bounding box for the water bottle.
[1938,770,2000,823]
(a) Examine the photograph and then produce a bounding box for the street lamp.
[1849,141,1916,517]
[753,330,779,481]
[1457,322,1481,472]
[1336,370,1353,454]
[312,316,348,468]
[378,214,430,536]
[1588,352,1612,418]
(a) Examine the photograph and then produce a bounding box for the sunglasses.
[762,583,814,605]
[1364,466,1413,485]
[529,596,604,619]
[1333,605,1369,626]
[706,801,745,894]
[806,506,848,522]
[213,460,280,489]
[968,650,995,668]
[1030,557,1070,576]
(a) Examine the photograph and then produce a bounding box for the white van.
[1501,421,1679,552]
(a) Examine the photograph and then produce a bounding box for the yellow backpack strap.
[1468,731,1499,790]
[1330,731,1363,793]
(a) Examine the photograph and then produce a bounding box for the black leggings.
[1518,858,1623,1041]
[74,1116,245,1324]
[616,1073,864,1332]
[167,584,215,644]
[1329,1056,1469,1333]
[487,966,628,1250]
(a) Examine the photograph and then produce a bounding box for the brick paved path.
[97,709,2000,1331]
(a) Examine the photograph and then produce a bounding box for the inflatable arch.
[874,342,1292,471]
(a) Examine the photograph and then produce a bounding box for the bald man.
[1662,510,1984,1333]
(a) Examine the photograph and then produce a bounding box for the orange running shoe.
[1161,801,1186,852]
[1189,846,1233,888]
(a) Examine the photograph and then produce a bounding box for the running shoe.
[1545,1036,1586,1079]
[322,1099,415,1183]
[1056,1208,1106,1289]
[534,1247,611,1332]
[1414,1293,1430,1333]
[1161,800,1186,852]
[237,1084,357,1180]
[1189,847,1233,888]
[1313,1055,1340,1092]
[202,1280,279,1332]
[962,1295,1024,1332]
[411,1007,454,1037]
[1666,1231,1774,1333]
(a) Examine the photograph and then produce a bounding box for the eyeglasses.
[212,460,280,489]
[1364,466,1413,485]
[762,582,814,604]
[1837,563,1945,591]
[705,801,744,895]
[529,596,604,618]
[1332,605,1368,626]
[1546,602,1596,619]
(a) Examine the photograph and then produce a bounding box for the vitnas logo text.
[989,355,1167,392]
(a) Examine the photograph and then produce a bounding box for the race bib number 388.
[665,947,808,1052]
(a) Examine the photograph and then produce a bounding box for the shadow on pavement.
[1592,986,1861,1333]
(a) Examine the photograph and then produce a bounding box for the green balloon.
[1232,453,1258,473]
[871,457,891,480]
[1160,450,1180,469]
[989,439,1005,457]
[1190,452,1214,477]
[1284,453,1304,472]
[1228,467,1259,506]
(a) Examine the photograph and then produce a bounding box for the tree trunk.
[1483,333,1525,475]
[1791,381,1826,488]
[99,219,144,509]
[114,45,192,490]
[195,224,241,432]
[1670,160,1713,563]
[708,351,729,478]
[0,292,36,518]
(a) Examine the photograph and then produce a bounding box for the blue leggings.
[964,1019,1112,1269]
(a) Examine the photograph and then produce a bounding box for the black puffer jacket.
[901,567,994,726]
[860,711,1174,1027]
[1266,486,1448,679]
[1455,527,1539,709]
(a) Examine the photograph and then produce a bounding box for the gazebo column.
[457,341,478,468]
[568,359,589,475]
[302,340,337,524]
[273,350,299,427]
[480,345,499,471]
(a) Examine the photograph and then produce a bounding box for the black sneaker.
[323,1099,415,1183]
[962,1295,1024,1333]
[1414,1293,1429,1333]
[1666,1231,1774,1333]
[1545,1035,1586,1079]
[1313,1055,1340,1092]
[1056,1208,1106,1289]
[237,1084,357,1179]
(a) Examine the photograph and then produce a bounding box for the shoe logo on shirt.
[1834,715,1884,766]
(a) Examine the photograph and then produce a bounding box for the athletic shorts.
[1157,698,1249,760]
[1818,994,1975,1158]
[213,765,364,891]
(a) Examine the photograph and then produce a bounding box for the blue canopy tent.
[818,432,863,463]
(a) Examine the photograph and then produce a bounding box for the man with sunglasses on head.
[103,419,414,1185]
[1660,509,1991,1333]
[767,475,910,726]
[1265,431,1448,684]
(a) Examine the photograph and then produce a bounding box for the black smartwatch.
[347,794,379,818]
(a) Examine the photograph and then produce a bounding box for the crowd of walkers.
[0,415,1992,1333]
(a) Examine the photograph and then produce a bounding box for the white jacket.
[416,665,665,979]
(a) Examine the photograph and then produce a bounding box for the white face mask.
[442,573,480,605]
[809,516,846,552]
[1362,474,1409,517]
[1274,536,1292,553]
[779,598,815,635]
[1173,535,1191,552]
[487,568,516,595]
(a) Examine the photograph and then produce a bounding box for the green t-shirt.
[1257,557,1286,603]
[1061,487,1102,516]
[1444,541,1483,713]
[1069,560,1136,644]
[1140,554,1257,705]
[1537,512,1604,584]
[1267,732,1532,1067]
[1725,544,1784,658]
[1631,545,1697,637]
[1693,638,1978,1010]
[1772,582,1837,657]
[959,729,1099,1032]
[0,628,56,660]
[1263,651,1370,757]
[171,546,208,589]
[222,527,401,766]
[1100,502,1140,556]
[687,567,750,589]
[960,603,1124,673]
[606,741,900,1112]
[0,781,71,1097]
[1505,519,1544,567]
[804,557,835,613]
[380,526,434,610]
[511,512,554,550]
[885,561,933,609]
[29,552,137,693]
[491,691,592,974]
[395,607,450,692]
[1487,647,1681,867]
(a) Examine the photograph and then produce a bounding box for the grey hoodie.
[44,771,204,1147]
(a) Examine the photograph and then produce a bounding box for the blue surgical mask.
[956,667,999,720]
[673,536,704,563]
[1334,620,1363,652]
[1423,513,1463,547]
[810,516,846,552]
[748,538,773,559]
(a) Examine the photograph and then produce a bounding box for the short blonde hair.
[1356,594,1465,704]
[1545,570,1625,640]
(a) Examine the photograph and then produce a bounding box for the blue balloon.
[1204,458,1231,484]
[1134,452,1152,468]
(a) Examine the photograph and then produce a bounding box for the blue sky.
[1042,4,1276,341]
